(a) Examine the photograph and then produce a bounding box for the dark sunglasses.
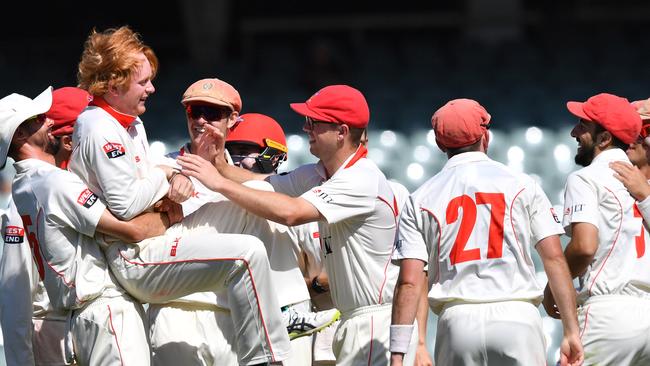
[26,114,46,123]
[304,116,338,130]
[186,105,232,121]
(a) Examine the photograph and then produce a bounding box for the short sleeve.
[393,196,430,263]
[528,182,565,244]
[300,173,375,224]
[562,173,599,235]
[50,171,106,237]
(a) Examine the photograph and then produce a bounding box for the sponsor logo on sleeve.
[312,188,332,203]
[550,208,561,223]
[4,226,24,243]
[77,189,98,208]
[103,142,126,159]
[170,237,181,256]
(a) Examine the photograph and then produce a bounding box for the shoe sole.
[288,310,341,340]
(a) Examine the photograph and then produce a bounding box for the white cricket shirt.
[394,152,564,314]
[562,148,650,303]
[12,159,123,310]
[70,98,168,220]
[269,145,400,313]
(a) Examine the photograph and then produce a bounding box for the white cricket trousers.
[333,303,418,366]
[578,295,650,366]
[148,303,238,366]
[71,295,149,366]
[434,300,545,366]
[103,204,291,365]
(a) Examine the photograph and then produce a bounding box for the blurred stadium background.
[2,1,650,364]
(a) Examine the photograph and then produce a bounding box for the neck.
[17,146,56,166]
[321,144,358,178]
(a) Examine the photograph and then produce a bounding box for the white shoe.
[282,306,341,340]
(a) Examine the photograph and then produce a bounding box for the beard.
[574,141,595,167]
[45,136,61,156]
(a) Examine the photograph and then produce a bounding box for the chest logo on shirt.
[312,188,332,203]
[4,226,24,243]
[77,189,98,208]
[550,207,561,223]
[170,237,181,256]
[103,142,126,159]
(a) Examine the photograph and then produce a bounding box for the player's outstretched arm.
[390,259,426,366]
[179,152,322,226]
[537,235,584,366]
[610,161,650,202]
[96,209,170,243]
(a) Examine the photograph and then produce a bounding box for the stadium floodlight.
[287,134,304,152]
[406,163,424,181]
[380,130,397,147]
[507,146,525,163]
[426,130,437,146]
[525,127,543,145]
[368,148,385,166]
[149,141,167,157]
[413,145,431,163]
[553,144,571,162]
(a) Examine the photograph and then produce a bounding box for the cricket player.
[0,87,90,366]
[178,84,418,365]
[553,92,650,365]
[390,98,583,366]
[147,79,338,366]
[0,87,161,365]
[70,26,291,365]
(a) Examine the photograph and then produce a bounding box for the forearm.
[97,210,169,243]
[219,179,318,226]
[392,261,425,325]
[543,256,580,335]
[564,243,594,278]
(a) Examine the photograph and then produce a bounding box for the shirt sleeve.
[268,164,322,197]
[48,171,106,237]
[0,201,36,366]
[562,173,599,236]
[636,194,650,223]
[393,195,430,263]
[528,182,565,244]
[300,171,376,224]
[75,119,168,220]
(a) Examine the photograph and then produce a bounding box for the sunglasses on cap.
[26,114,46,123]
[304,116,339,131]
[186,104,232,121]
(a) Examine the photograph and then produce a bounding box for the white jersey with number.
[11,159,123,310]
[70,98,168,220]
[269,145,399,313]
[562,148,650,303]
[394,152,564,314]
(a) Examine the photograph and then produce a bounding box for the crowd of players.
[1,25,650,366]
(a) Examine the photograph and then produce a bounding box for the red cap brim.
[290,102,338,123]
[566,101,591,121]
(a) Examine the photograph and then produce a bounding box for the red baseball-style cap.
[431,98,491,149]
[566,93,641,145]
[227,113,288,153]
[290,85,370,128]
[48,87,92,137]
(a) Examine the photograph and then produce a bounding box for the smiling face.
[302,116,342,159]
[570,118,598,167]
[185,103,236,152]
[107,52,155,116]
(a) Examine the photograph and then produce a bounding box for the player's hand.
[195,123,227,170]
[559,333,584,366]
[414,344,433,366]
[177,153,224,192]
[543,284,561,319]
[153,198,183,225]
[167,172,194,203]
[610,161,650,201]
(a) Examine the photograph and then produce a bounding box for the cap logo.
[202,83,213,90]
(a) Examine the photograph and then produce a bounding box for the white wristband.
[389,324,415,354]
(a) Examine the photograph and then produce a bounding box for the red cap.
[48,87,92,137]
[431,99,491,149]
[227,113,287,153]
[567,93,641,145]
[290,85,370,128]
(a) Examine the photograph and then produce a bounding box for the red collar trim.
[344,145,368,169]
[90,96,136,129]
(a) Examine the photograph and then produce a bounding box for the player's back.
[12,158,120,310]
[412,152,561,312]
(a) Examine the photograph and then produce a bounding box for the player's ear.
[60,135,74,152]
[596,130,612,148]
[226,111,239,130]
[338,124,349,142]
